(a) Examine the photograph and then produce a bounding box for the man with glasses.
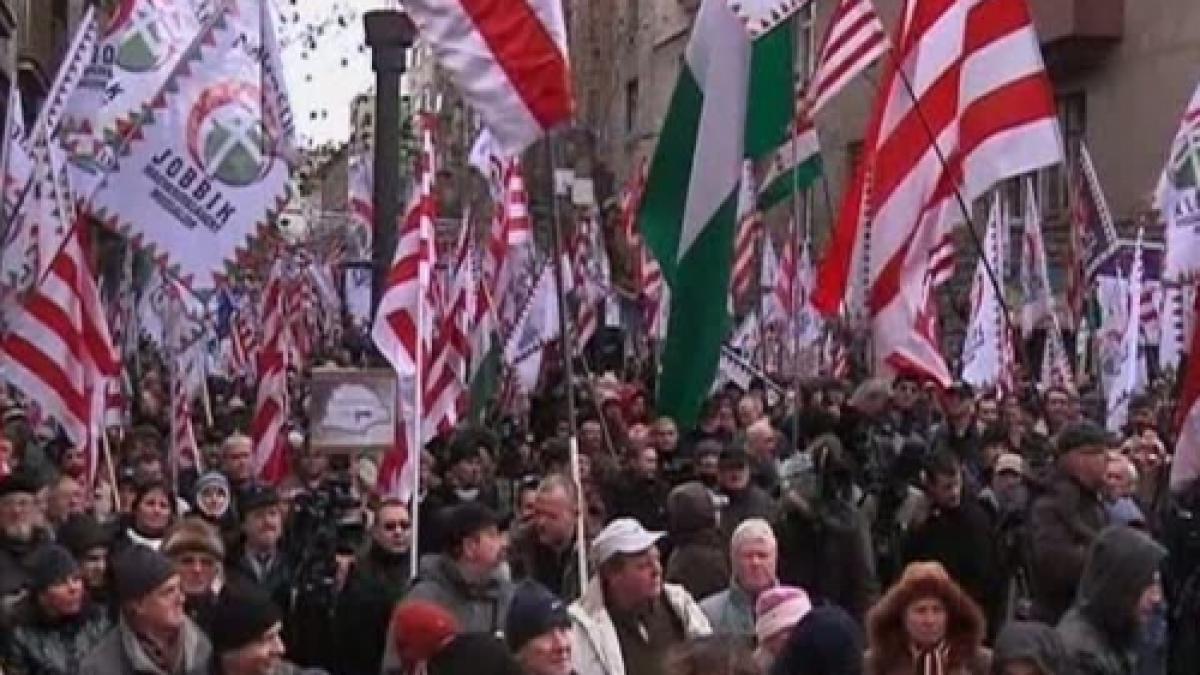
[335,500,413,675]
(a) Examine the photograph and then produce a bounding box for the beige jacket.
[569,577,712,675]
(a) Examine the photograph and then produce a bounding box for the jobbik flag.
[961,196,1010,391]
[83,2,295,290]
[1107,230,1147,433]
[61,0,217,197]
[1161,78,1200,283]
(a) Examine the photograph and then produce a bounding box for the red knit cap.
[390,601,461,663]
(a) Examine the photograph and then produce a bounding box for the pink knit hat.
[755,586,812,645]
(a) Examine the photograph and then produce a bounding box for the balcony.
[1028,0,1124,77]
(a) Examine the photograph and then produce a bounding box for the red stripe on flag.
[458,0,573,129]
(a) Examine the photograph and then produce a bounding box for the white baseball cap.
[590,518,665,566]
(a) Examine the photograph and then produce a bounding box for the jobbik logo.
[145,80,278,234]
[106,0,191,73]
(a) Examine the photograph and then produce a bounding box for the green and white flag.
[758,121,822,212]
[640,0,797,427]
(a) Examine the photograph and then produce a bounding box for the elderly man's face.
[733,537,777,596]
[0,491,36,541]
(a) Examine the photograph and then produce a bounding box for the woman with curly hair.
[864,561,991,675]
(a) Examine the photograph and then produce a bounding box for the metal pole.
[364,10,417,316]
[545,136,588,598]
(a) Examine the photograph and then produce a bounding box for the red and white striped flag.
[486,161,535,338]
[731,160,762,310]
[404,0,573,156]
[251,261,291,485]
[374,115,441,500]
[348,152,373,256]
[571,213,602,350]
[814,0,1063,387]
[619,159,667,339]
[805,0,889,117]
[0,221,119,486]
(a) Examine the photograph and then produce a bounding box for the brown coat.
[865,562,992,675]
[1027,471,1108,624]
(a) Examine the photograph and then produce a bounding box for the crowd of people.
[0,358,1198,675]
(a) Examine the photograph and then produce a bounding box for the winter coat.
[776,492,878,622]
[719,486,776,545]
[699,582,755,636]
[569,577,711,675]
[0,601,111,675]
[1056,526,1167,675]
[0,533,51,600]
[227,546,294,616]
[606,472,670,533]
[865,562,991,675]
[509,523,583,603]
[332,545,412,675]
[664,482,728,602]
[405,554,514,636]
[991,622,1066,675]
[1028,470,1108,624]
[901,497,1002,634]
[79,615,212,675]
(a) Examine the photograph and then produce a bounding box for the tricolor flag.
[640,0,799,426]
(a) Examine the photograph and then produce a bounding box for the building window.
[1038,92,1087,214]
[625,79,639,135]
[627,0,639,45]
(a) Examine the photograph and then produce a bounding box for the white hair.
[731,518,776,553]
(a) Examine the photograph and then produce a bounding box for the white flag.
[85,2,295,289]
[1107,229,1146,433]
[1020,179,1053,335]
[504,263,560,393]
[1161,79,1200,282]
[468,129,508,200]
[961,196,1008,391]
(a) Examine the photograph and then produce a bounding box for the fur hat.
[865,562,984,675]
[163,518,225,560]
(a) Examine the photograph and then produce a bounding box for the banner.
[84,3,295,290]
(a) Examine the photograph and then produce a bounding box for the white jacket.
[569,577,712,675]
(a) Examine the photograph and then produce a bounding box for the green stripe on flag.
[657,193,738,426]
[758,154,822,212]
[745,18,796,161]
[641,71,705,282]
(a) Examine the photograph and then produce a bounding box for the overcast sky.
[276,0,395,147]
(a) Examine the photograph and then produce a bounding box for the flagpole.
[885,65,1022,350]
[544,134,588,599]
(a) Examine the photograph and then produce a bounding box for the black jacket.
[333,544,412,675]
[903,497,1002,634]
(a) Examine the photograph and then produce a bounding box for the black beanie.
[111,545,175,603]
[26,544,79,592]
[209,582,282,653]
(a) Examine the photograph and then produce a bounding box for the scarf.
[911,642,949,675]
